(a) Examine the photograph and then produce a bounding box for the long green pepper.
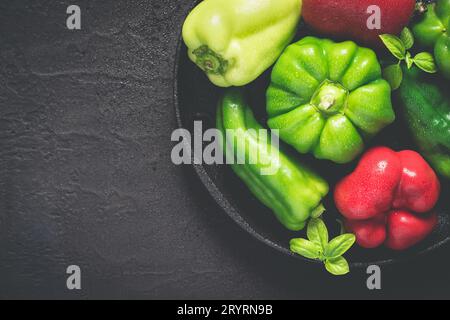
[217,89,329,231]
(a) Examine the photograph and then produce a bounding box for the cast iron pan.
[173,3,450,268]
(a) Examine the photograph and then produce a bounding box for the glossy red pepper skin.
[385,210,438,251]
[335,147,440,250]
[344,213,386,249]
[346,210,438,250]
[393,151,441,213]
[335,147,440,220]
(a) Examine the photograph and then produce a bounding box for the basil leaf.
[382,64,403,90]
[400,27,414,50]
[413,52,437,73]
[325,256,350,276]
[324,234,356,259]
[290,238,322,260]
[379,34,406,60]
[307,218,328,249]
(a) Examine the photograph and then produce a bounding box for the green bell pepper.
[412,0,450,79]
[217,89,329,231]
[182,0,302,87]
[398,66,450,179]
[266,37,395,164]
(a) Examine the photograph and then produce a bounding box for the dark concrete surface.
[0,0,449,299]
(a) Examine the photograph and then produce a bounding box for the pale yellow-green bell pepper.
[182,0,303,87]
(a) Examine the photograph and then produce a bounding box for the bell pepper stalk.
[266,36,395,164]
[334,147,440,250]
[217,89,329,231]
[182,0,302,87]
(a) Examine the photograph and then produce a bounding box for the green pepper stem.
[192,45,229,75]
[415,1,428,14]
[318,95,336,111]
[311,81,348,116]
[311,203,326,218]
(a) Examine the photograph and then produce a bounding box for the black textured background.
[0,0,449,299]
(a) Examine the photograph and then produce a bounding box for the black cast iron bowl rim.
[172,4,450,269]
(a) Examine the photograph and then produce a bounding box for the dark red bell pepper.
[302,0,416,48]
[335,147,440,250]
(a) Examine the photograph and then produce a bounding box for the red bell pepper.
[334,147,440,250]
[302,0,416,48]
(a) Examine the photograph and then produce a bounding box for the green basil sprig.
[380,27,437,90]
[290,218,356,276]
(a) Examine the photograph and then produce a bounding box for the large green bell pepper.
[266,37,395,164]
[182,0,302,87]
[398,66,450,179]
[217,89,329,231]
[412,0,450,79]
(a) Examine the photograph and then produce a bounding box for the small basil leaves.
[380,27,437,91]
[290,218,356,276]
